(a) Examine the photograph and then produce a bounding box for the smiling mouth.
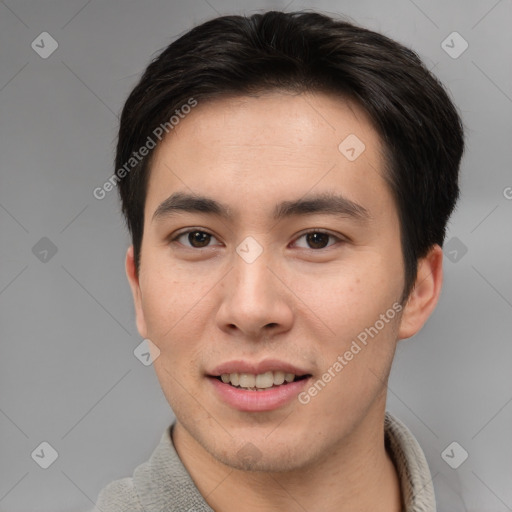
[214,371,311,391]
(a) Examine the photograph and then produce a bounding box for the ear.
[125,246,148,339]
[398,244,444,340]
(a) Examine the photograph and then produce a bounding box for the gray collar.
[384,412,437,511]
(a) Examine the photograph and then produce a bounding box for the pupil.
[189,231,210,247]
[307,232,329,249]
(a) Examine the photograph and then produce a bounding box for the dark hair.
[116,10,464,302]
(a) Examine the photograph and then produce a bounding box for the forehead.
[145,91,392,223]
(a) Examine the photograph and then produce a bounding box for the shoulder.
[89,476,143,512]
[88,425,177,512]
[89,425,214,511]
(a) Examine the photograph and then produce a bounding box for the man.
[92,10,464,512]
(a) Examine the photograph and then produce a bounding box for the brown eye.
[293,230,339,250]
[187,231,211,248]
[171,229,220,248]
[305,232,330,249]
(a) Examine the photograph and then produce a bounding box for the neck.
[172,407,402,512]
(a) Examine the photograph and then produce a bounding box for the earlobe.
[398,244,444,340]
[125,246,148,339]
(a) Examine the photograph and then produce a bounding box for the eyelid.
[291,228,346,249]
[168,227,347,249]
[169,227,223,247]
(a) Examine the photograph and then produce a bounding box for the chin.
[214,443,312,473]
[200,424,321,473]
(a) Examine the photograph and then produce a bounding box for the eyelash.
[169,228,344,250]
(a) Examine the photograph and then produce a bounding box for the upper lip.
[209,359,311,377]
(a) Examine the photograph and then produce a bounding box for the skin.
[125,91,443,512]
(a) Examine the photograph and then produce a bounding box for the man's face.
[128,91,407,471]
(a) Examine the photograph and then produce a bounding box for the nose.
[215,249,294,340]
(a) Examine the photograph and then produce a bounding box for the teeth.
[239,373,255,388]
[255,371,274,389]
[273,371,285,385]
[219,371,300,389]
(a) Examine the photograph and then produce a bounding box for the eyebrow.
[152,191,371,223]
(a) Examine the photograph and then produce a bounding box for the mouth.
[214,371,311,391]
[207,362,313,412]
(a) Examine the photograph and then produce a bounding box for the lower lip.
[209,377,310,412]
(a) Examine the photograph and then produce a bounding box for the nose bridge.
[215,239,293,336]
[231,244,274,304]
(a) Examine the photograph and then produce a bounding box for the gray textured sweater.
[91,412,436,511]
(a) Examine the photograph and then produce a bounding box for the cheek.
[139,261,214,349]
[292,256,397,336]
[290,255,401,400]
[298,311,399,430]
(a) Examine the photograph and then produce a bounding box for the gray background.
[0,0,511,510]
